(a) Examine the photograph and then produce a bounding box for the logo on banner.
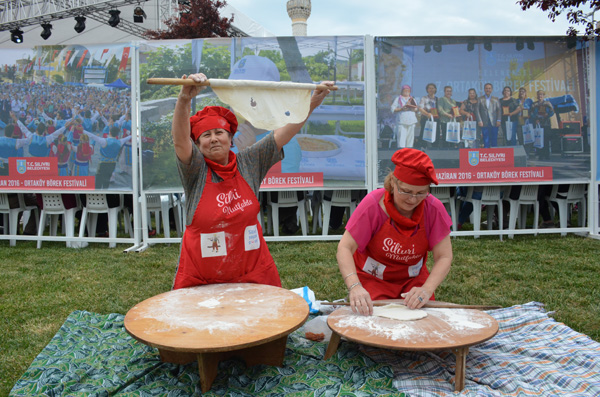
[468,151,479,166]
[16,159,27,174]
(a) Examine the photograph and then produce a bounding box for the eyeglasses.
[396,188,429,200]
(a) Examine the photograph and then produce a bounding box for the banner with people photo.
[139,36,366,191]
[374,36,590,185]
[0,43,133,191]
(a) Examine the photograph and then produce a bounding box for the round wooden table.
[124,283,309,392]
[325,301,499,392]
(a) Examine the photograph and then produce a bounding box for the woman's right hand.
[178,73,207,101]
[350,284,373,316]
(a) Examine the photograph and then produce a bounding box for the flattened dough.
[372,304,428,321]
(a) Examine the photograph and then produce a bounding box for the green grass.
[1,235,599,395]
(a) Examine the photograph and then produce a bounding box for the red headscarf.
[189,106,238,142]
[391,148,438,186]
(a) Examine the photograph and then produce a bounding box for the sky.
[226,0,585,37]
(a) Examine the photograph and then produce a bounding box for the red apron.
[353,214,432,301]
[173,168,281,289]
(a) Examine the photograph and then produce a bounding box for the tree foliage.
[144,0,233,40]
[518,0,600,37]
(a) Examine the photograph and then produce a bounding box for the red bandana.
[383,190,425,236]
[204,151,238,180]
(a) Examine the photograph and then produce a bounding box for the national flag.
[77,50,89,68]
[64,50,72,67]
[68,50,78,66]
[118,47,130,71]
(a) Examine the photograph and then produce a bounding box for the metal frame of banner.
[0,35,597,246]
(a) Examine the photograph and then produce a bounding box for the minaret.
[286,0,311,36]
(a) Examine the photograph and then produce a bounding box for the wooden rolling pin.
[321,301,502,310]
[147,77,337,91]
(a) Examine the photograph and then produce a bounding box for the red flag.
[52,50,58,61]
[76,50,88,68]
[64,51,72,67]
[100,48,109,59]
[118,47,130,72]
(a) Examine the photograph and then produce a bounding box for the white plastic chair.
[320,190,357,236]
[78,194,128,248]
[37,193,80,249]
[267,191,308,236]
[505,185,539,239]
[430,187,457,232]
[548,184,587,236]
[146,194,182,238]
[0,193,25,246]
[0,193,39,246]
[464,186,503,240]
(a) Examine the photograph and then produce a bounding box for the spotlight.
[74,16,86,33]
[40,23,52,40]
[10,28,24,44]
[433,43,442,53]
[483,41,492,52]
[133,6,147,23]
[526,40,535,50]
[424,44,431,53]
[516,38,524,51]
[467,41,475,52]
[108,10,121,27]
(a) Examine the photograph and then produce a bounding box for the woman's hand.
[401,286,432,309]
[350,284,373,316]
[178,73,207,102]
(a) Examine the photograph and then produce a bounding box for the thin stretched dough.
[372,304,428,321]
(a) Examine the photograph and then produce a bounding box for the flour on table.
[372,304,428,321]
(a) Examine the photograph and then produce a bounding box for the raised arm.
[16,119,33,138]
[172,73,207,164]
[84,130,107,147]
[272,81,333,151]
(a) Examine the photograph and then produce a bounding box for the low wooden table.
[324,301,499,392]
[124,283,309,392]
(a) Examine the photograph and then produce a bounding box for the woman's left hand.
[401,287,432,309]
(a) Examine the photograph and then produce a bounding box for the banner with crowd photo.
[374,36,590,185]
[0,43,133,192]
[138,36,366,191]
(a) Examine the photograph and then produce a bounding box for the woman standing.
[336,148,452,315]
[517,87,533,154]
[459,88,479,148]
[417,83,439,149]
[438,86,457,149]
[390,85,419,148]
[530,90,554,160]
[171,72,332,289]
[499,86,521,146]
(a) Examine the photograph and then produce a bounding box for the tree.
[518,0,600,37]
[144,0,233,40]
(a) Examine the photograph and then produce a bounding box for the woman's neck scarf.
[383,190,425,236]
[204,151,238,180]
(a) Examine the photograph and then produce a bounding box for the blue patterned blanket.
[10,302,600,396]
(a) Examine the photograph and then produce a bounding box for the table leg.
[158,348,195,364]
[195,336,289,393]
[453,346,469,392]
[323,331,341,360]
[197,352,221,393]
[237,335,288,367]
